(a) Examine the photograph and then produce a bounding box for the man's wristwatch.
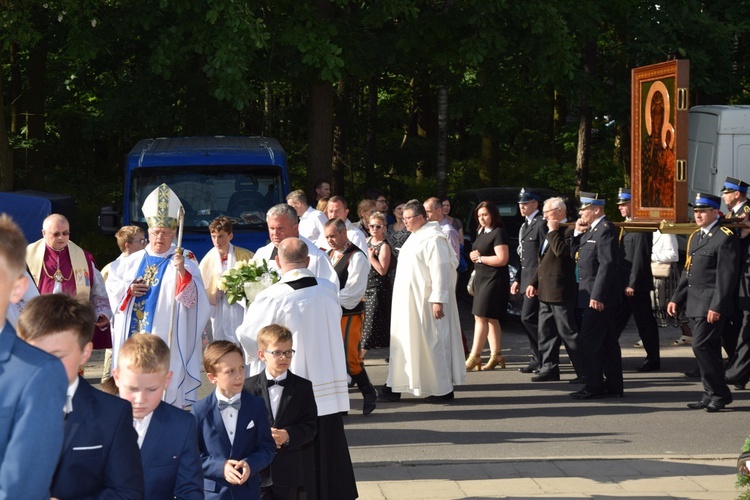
[477,256,482,264]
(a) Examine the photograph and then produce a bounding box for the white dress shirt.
[265,370,288,419]
[216,390,241,445]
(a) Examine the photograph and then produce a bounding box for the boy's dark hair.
[17,294,95,348]
[256,324,293,350]
[118,334,171,374]
[209,216,234,235]
[204,340,244,374]
[0,214,28,277]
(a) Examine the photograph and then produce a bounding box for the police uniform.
[570,192,621,399]
[720,177,750,360]
[670,193,738,410]
[515,189,547,373]
[612,188,660,372]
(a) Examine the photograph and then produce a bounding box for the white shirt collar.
[215,389,241,404]
[527,209,539,223]
[65,376,80,413]
[264,369,288,383]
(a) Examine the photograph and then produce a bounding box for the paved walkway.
[354,457,739,499]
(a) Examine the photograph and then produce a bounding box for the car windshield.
[130,165,284,229]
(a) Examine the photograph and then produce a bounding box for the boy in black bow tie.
[245,325,318,500]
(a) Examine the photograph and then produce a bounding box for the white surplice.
[252,235,340,289]
[235,268,349,416]
[386,221,466,397]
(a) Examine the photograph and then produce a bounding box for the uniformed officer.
[511,188,547,374]
[720,176,750,361]
[613,188,660,372]
[668,193,739,412]
[569,192,621,399]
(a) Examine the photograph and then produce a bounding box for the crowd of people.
[4,175,750,499]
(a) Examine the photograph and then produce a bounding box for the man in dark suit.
[17,293,144,499]
[668,193,739,412]
[613,188,661,372]
[512,188,548,373]
[245,324,318,500]
[720,176,750,362]
[0,215,68,500]
[570,192,621,399]
[526,196,581,382]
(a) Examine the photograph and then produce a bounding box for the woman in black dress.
[465,201,510,371]
[362,211,393,356]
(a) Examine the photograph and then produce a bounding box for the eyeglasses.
[263,349,295,359]
[135,238,147,245]
[369,224,383,229]
[50,231,71,237]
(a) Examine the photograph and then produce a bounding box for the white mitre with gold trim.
[142,183,183,229]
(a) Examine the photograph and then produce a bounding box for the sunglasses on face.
[50,231,71,237]
[369,224,383,229]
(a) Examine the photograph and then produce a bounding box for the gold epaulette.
[721,226,734,236]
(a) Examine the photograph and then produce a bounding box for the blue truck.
[100,136,290,259]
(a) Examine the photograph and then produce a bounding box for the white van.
[688,105,750,217]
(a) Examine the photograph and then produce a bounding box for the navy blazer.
[191,391,276,500]
[51,376,144,499]
[244,371,318,489]
[0,321,68,500]
[141,401,203,500]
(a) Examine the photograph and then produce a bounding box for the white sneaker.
[633,340,643,348]
[672,335,692,346]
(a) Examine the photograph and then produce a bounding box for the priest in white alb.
[378,199,465,403]
[107,184,210,408]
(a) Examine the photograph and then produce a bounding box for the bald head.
[277,238,309,273]
[423,197,443,222]
[42,214,70,251]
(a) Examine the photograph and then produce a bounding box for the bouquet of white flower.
[218,259,280,305]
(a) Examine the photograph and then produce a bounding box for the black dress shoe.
[686,400,709,409]
[684,368,700,378]
[726,377,746,390]
[531,372,560,382]
[568,376,586,384]
[636,361,660,372]
[424,391,454,404]
[518,365,539,374]
[705,400,730,413]
[377,385,401,402]
[570,389,606,400]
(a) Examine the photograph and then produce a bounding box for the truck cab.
[100,136,290,259]
[688,105,750,217]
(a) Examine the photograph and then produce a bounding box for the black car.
[451,187,574,316]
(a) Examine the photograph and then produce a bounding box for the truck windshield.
[129,165,284,229]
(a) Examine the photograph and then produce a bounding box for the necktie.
[267,379,287,388]
[218,399,241,411]
[270,247,279,259]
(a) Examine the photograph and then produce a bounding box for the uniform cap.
[579,192,605,209]
[518,188,541,203]
[720,176,749,194]
[616,188,632,205]
[691,192,721,210]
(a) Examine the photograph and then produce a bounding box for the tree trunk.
[479,134,498,186]
[264,81,273,137]
[0,53,13,191]
[553,90,567,165]
[575,41,596,196]
[364,78,378,189]
[332,79,349,197]
[10,43,21,134]
[25,45,47,189]
[306,81,334,198]
[436,84,448,198]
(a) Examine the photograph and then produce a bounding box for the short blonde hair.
[118,334,170,374]
[0,214,27,277]
[115,226,145,253]
[256,324,293,350]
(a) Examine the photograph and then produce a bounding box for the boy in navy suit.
[17,293,144,499]
[0,215,67,500]
[244,324,318,500]
[114,334,204,499]
[192,340,276,499]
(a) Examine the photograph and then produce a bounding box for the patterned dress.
[362,239,393,350]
